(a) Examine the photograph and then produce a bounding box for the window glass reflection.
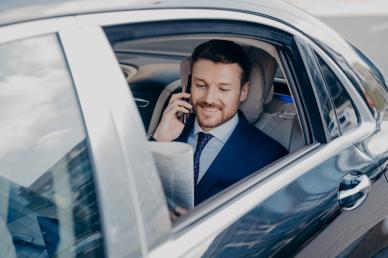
[0,34,103,257]
[317,55,359,134]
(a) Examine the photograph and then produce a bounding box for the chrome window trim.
[59,27,152,257]
[0,8,378,257]
[295,38,333,141]
[278,48,313,143]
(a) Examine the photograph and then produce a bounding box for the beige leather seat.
[255,103,303,152]
[241,47,304,152]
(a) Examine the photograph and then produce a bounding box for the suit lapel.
[195,116,249,202]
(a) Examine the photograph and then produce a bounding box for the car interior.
[107,34,306,218]
[114,35,305,152]
[113,36,304,153]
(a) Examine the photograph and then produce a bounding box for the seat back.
[255,103,304,152]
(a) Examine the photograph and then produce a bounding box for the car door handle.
[134,98,149,108]
[338,172,370,211]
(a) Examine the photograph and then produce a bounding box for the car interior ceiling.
[114,35,305,153]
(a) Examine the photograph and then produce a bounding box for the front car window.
[0,34,104,257]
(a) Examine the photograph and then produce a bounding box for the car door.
[84,9,386,258]
[49,8,388,258]
[157,35,383,258]
[294,37,388,258]
[131,14,383,258]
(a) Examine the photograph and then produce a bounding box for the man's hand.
[170,206,187,221]
[166,198,188,221]
[153,92,192,142]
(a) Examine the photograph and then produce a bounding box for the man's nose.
[203,87,217,103]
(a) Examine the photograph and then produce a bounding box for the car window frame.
[103,20,313,189]
[102,19,316,143]
[315,52,360,133]
[295,37,342,141]
[277,45,319,144]
[303,38,375,136]
[99,10,328,247]
[59,26,162,257]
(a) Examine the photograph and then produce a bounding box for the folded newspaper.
[148,141,194,209]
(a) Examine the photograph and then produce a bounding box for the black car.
[1,0,388,257]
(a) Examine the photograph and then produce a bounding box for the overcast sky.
[0,35,85,187]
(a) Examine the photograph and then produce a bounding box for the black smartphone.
[179,74,192,123]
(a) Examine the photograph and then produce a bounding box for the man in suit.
[152,40,287,205]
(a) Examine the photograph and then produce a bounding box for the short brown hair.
[191,39,251,86]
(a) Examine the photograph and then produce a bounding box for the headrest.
[180,46,277,123]
[239,47,277,122]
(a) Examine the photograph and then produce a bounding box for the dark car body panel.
[200,145,381,257]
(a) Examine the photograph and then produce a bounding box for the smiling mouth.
[200,106,220,113]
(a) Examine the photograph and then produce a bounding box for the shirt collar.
[192,113,239,143]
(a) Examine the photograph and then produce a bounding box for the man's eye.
[196,84,205,88]
[220,88,231,92]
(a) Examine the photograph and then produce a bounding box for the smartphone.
[178,74,192,123]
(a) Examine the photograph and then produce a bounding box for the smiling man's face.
[191,58,248,132]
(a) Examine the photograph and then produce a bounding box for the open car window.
[102,21,311,231]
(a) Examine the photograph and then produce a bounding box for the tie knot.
[197,132,213,146]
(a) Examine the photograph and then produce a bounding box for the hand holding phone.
[152,75,192,141]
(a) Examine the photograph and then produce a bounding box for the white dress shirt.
[187,113,239,183]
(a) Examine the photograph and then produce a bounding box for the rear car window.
[316,55,359,134]
[0,34,104,257]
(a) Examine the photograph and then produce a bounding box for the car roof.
[1,0,386,112]
[0,0,328,31]
[0,0,349,54]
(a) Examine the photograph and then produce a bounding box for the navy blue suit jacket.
[176,112,287,205]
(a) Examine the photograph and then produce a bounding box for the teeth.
[203,107,218,112]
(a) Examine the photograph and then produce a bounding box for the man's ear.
[240,82,249,102]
